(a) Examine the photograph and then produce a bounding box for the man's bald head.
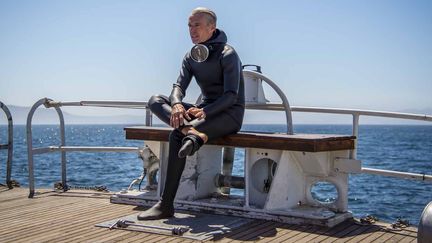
[190,7,217,27]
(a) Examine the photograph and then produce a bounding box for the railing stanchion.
[351,114,360,159]
[1,102,14,189]
[27,98,147,196]
[27,98,67,197]
[55,106,67,192]
[27,98,48,197]
[145,108,152,126]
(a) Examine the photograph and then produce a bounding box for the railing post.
[350,114,360,159]
[27,99,44,197]
[27,98,67,197]
[54,105,67,192]
[145,109,152,126]
[1,102,14,189]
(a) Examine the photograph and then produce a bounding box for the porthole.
[310,181,338,204]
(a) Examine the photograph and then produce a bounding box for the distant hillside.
[1,104,431,125]
[0,105,146,124]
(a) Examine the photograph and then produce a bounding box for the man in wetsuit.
[137,7,245,220]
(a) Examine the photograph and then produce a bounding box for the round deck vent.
[310,181,338,204]
[250,158,277,193]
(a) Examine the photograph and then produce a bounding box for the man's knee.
[148,94,163,106]
[148,94,167,110]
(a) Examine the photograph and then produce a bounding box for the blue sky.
[1,0,431,123]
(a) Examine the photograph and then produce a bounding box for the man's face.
[188,13,215,44]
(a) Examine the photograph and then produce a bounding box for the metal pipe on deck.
[215,173,245,189]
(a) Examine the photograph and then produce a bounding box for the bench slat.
[124,126,355,152]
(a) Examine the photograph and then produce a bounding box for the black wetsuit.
[138,29,245,220]
[149,29,245,139]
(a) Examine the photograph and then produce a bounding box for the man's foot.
[178,139,194,158]
[178,134,204,158]
[137,201,174,220]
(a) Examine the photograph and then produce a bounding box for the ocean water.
[0,124,431,225]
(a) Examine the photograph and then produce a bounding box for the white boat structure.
[1,65,432,241]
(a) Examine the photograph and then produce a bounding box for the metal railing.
[26,98,149,198]
[247,103,432,182]
[0,102,13,189]
[25,74,432,196]
[27,98,432,198]
[243,70,294,135]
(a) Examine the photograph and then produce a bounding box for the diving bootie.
[178,134,204,158]
[137,201,174,220]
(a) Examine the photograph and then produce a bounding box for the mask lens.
[190,44,209,62]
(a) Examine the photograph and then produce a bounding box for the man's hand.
[170,104,191,128]
[186,107,206,120]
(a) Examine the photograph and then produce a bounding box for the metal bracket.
[334,158,362,173]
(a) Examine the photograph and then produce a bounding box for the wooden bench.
[122,126,358,226]
[124,126,356,152]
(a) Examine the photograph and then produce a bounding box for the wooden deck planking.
[371,227,416,243]
[38,211,132,242]
[0,187,418,242]
[216,220,268,242]
[0,191,129,242]
[0,197,113,231]
[278,225,324,242]
[359,227,388,242]
[227,220,276,242]
[321,224,365,243]
[116,232,168,243]
[0,200,102,238]
[344,225,382,243]
[269,225,315,242]
[384,227,418,243]
[297,221,356,242]
[5,203,128,242]
[240,222,286,241]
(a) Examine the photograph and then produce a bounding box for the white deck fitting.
[112,139,356,227]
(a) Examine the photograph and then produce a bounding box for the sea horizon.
[2,123,432,126]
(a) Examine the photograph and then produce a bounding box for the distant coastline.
[1,105,431,125]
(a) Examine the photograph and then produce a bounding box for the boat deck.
[0,186,418,242]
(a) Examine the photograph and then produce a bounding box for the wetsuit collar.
[201,29,227,45]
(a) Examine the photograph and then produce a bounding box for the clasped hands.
[170,104,206,128]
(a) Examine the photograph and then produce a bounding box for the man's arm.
[170,56,193,105]
[170,55,193,128]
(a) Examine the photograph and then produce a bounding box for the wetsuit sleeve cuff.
[169,84,184,105]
